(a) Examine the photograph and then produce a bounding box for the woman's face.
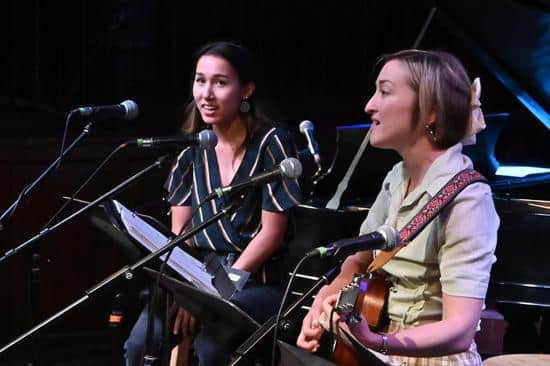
[193,54,252,126]
[364,59,421,153]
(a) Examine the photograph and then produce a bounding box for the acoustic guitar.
[331,272,390,366]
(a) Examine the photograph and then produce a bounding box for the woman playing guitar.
[297,50,499,366]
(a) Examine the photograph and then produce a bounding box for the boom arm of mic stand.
[0,122,92,230]
[229,265,341,366]
[0,199,241,355]
[0,154,171,265]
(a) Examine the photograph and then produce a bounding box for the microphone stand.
[0,121,92,231]
[0,154,171,266]
[229,265,341,366]
[0,120,92,366]
[0,197,241,355]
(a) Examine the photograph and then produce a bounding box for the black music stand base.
[277,341,335,366]
[142,268,268,363]
[141,269,381,366]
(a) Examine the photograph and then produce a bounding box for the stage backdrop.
[1,0,548,363]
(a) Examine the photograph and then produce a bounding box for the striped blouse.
[164,126,302,252]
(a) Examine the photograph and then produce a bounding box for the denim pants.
[124,304,165,366]
[124,284,282,366]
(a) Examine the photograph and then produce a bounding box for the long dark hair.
[181,41,273,138]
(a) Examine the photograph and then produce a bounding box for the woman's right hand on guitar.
[296,304,325,352]
[172,306,198,337]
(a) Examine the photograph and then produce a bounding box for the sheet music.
[112,200,219,296]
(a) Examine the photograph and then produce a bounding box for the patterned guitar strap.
[367,169,488,273]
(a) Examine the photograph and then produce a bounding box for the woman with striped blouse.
[124,41,301,366]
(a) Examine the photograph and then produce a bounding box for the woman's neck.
[212,116,247,149]
[401,139,444,195]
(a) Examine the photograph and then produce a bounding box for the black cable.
[0,112,79,231]
[270,254,311,366]
[329,307,337,353]
[55,110,74,169]
[143,246,176,365]
[2,186,28,226]
[151,195,215,305]
[41,141,130,229]
[142,195,211,364]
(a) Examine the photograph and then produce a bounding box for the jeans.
[124,284,281,366]
[195,284,282,365]
[123,305,164,366]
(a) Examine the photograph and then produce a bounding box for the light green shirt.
[360,143,499,326]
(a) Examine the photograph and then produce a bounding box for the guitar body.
[332,273,390,366]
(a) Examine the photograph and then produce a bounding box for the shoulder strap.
[367,169,487,273]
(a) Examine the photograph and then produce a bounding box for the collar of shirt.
[390,143,473,208]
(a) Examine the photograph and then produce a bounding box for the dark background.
[1,0,549,364]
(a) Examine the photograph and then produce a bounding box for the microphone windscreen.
[377,224,400,250]
[197,130,218,149]
[121,100,139,120]
[280,157,303,179]
[299,120,314,133]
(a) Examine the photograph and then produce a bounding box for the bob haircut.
[378,49,472,149]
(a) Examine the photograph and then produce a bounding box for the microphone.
[299,120,322,170]
[205,157,302,201]
[72,100,139,121]
[135,130,218,149]
[306,225,399,258]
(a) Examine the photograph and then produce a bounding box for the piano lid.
[436,0,550,129]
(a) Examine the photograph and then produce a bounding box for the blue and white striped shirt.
[165,126,302,252]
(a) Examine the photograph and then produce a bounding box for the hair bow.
[462,77,486,146]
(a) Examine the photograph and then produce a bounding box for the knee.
[232,286,282,323]
[194,333,231,366]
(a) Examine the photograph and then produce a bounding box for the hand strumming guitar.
[296,302,325,352]
[318,294,380,349]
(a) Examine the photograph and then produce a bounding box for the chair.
[483,353,550,365]
[475,307,508,357]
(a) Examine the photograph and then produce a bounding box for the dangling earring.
[240,97,251,113]
[425,123,437,142]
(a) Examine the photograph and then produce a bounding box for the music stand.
[142,267,260,353]
[277,341,336,366]
[344,335,393,366]
[276,337,389,366]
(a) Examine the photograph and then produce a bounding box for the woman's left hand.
[318,293,378,348]
[318,294,351,339]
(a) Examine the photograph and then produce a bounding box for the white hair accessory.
[462,77,486,145]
